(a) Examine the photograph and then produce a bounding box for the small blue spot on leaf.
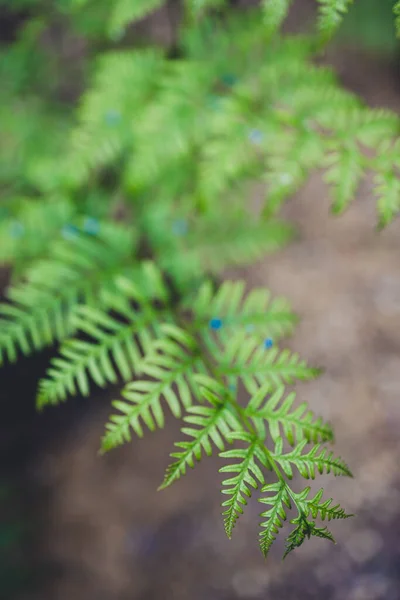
[61,224,79,240]
[228,384,236,392]
[9,221,24,238]
[105,109,122,126]
[172,219,188,236]
[83,216,100,236]
[248,129,263,145]
[209,318,223,330]
[264,338,274,349]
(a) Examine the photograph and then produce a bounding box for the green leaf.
[258,481,291,557]
[293,487,354,521]
[220,432,269,538]
[272,438,353,479]
[283,515,336,559]
[101,326,206,450]
[261,0,292,34]
[245,384,334,445]
[160,388,242,489]
[214,334,320,394]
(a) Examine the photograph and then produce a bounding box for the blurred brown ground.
[3,2,400,599]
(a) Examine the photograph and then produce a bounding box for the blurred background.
[1,1,400,599]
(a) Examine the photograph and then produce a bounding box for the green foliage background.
[1,0,400,565]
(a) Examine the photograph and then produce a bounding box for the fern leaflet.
[271,437,353,479]
[245,383,334,445]
[258,481,291,557]
[160,381,242,489]
[220,431,269,538]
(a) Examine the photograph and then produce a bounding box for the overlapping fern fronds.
[30,273,351,557]
[0,220,137,364]
[61,10,400,228]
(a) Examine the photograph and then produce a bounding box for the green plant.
[1,0,399,559]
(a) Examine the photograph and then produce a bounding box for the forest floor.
[2,4,400,600]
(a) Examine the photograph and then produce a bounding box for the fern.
[262,0,292,34]
[37,264,170,407]
[102,325,206,448]
[5,0,394,561]
[0,224,136,364]
[220,431,269,538]
[108,0,165,39]
[271,436,352,479]
[245,383,334,445]
[258,481,291,557]
[159,379,242,489]
[213,334,320,393]
[317,0,354,41]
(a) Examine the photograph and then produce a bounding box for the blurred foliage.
[338,0,398,54]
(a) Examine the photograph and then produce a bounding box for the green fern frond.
[245,383,334,445]
[188,280,298,341]
[220,432,270,538]
[108,0,165,39]
[324,143,365,215]
[317,0,354,42]
[37,299,164,409]
[272,437,353,479]
[261,0,292,34]
[37,266,170,408]
[213,334,320,394]
[161,213,294,284]
[258,481,291,557]
[372,140,400,229]
[283,515,335,558]
[292,486,354,521]
[64,49,164,188]
[101,325,207,450]
[0,225,135,364]
[160,382,242,489]
[0,196,75,269]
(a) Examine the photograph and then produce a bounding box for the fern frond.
[292,486,354,521]
[258,481,291,557]
[0,225,135,364]
[372,140,400,229]
[213,334,320,394]
[37,266,170,407]
[245,383,334,445]
[101,325,207,450]
[108,0,165,39]
[283,515,335,558]
[188,280,298,342]
[65,49,164,188]
[161,213,294,284]
[37,299,165,409]
[220,432,269,538]
[324,142,365,215]
[160,382,242,489]
[272,437,353,479]
[261,0,292,34]
[317,0,354,42]
[0,196,75,268]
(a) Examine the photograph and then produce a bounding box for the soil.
[2,3,400,600]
